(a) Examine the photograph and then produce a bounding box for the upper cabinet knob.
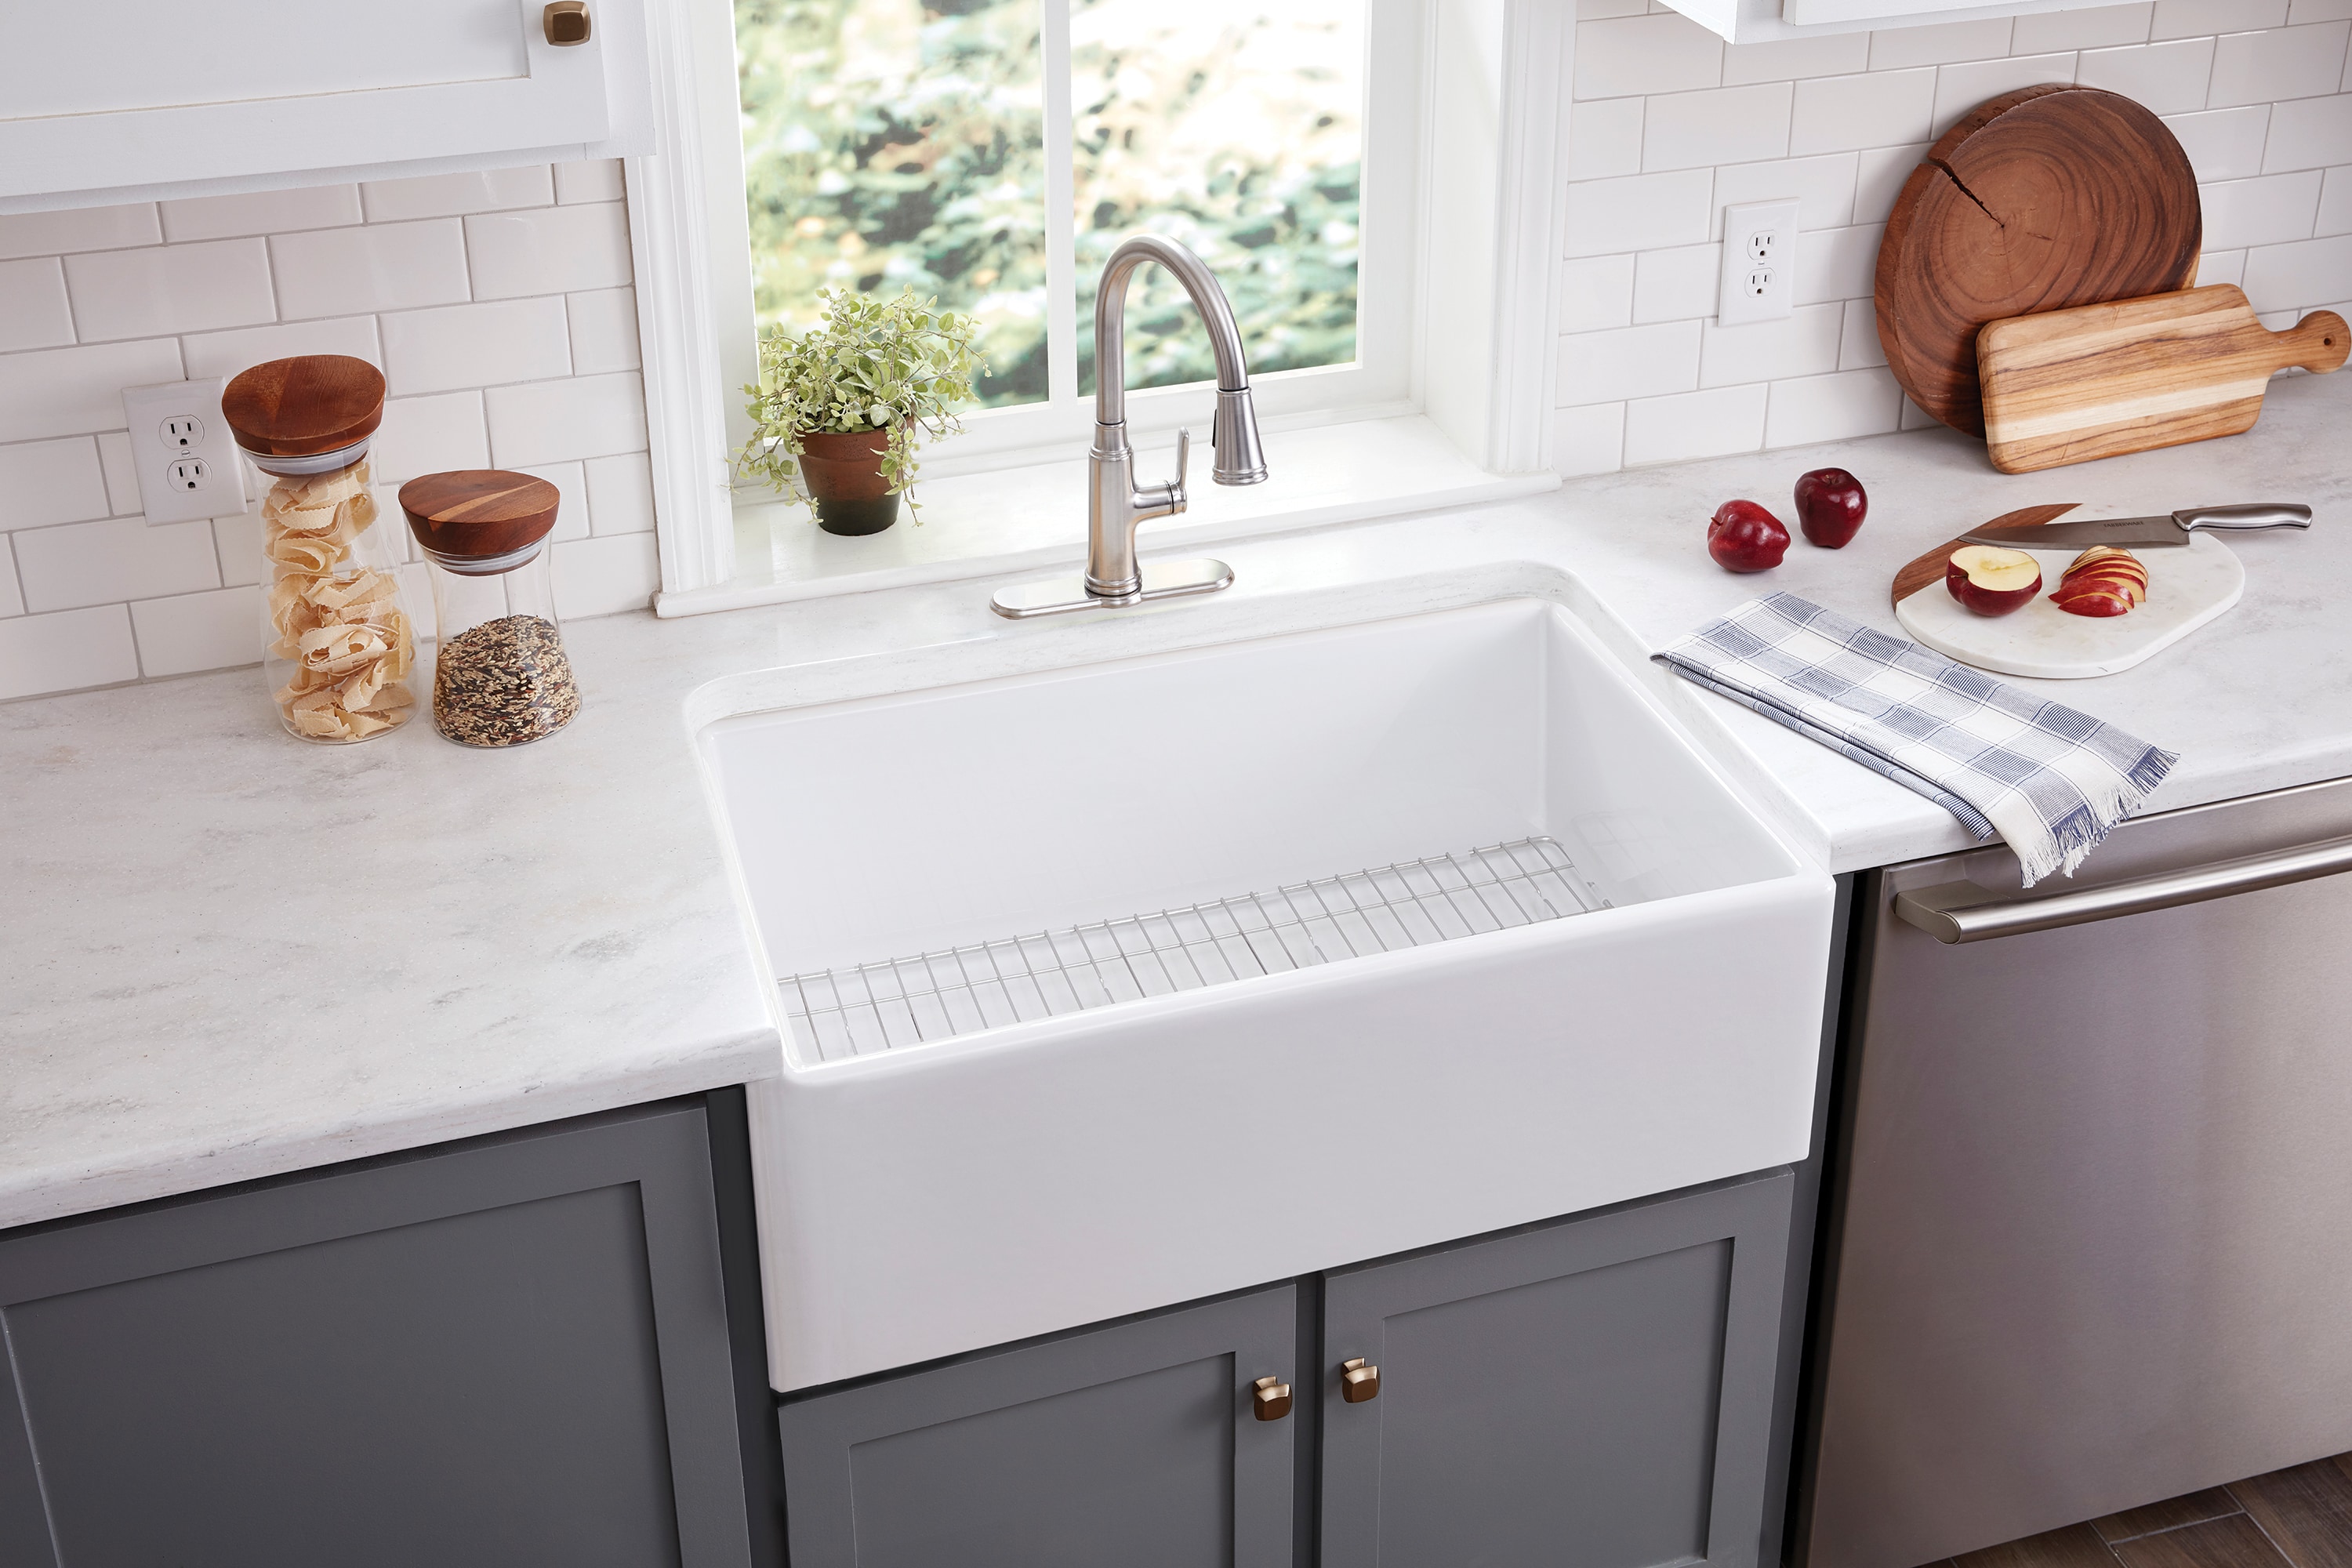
[1252,1375,1293,1421]
[1340,1356,1381,1403]
[543,2,591,45]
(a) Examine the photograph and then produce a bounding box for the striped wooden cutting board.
[1976,285,2347,474]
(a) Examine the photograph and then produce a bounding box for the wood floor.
[1926,1454,2352,1568]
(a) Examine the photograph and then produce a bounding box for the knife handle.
[2175,503,2313,532]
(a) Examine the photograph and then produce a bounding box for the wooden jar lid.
[399,470,563,559]
[220,355,387,456]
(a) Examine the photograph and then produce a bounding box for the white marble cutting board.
[1894,532,2244,679]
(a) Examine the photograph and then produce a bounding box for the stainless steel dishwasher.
[1803,775,2352,1568]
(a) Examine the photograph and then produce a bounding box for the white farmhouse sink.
[700,584,1833,1390]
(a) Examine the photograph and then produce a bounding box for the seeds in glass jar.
[432,615,580,747]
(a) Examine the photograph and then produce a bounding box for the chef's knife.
[1957,502,2311,550]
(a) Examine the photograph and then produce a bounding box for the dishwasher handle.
[1893,832,2352,943]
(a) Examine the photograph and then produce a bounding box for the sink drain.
[779,837,1611,1059]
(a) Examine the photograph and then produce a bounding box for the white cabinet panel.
[0,0,649,214]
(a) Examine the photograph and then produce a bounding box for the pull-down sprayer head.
[1092,234,1268,486]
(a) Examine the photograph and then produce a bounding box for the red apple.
[1708,499,1791,573]
[2050,546,2147,617]
[1945,546,2042,615]
[1794,467,1867,548]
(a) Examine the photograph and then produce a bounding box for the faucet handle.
[1174,427,1190,493]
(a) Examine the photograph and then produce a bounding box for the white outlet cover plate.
[121,377,249,528]
[1718,198,1802,328]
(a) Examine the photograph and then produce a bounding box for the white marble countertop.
[5,371,2347,1231]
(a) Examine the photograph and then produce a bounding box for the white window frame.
[626,0,1573,605]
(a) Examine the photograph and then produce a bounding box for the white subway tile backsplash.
[2198,247,2251,284]
[2318,165,2352,233]
[1576,14,1724,100]
[213,514,264,587]
[1722,31,1871,84]
[0,339,183,443]
[161,186,362,243]
[0,439,109,530]
[513,461,593,543]
[130,586,259,677]
[0,259,74,354]
[585,452,658,536]
[1712,152,1860,234]
[1871,18,2014,69]
[2151,0,2288,35]
[270,220,470,319]
[2266,95,2352,171]
[1554,402,1628,475]
[1700,301,1842,387]
[1645,83,1794,170]
[2201,170,2325,246]
[1570,99,1647,180]
[1764,366,1905,445]
[1559,319,1704,403]
[1791,69,1936,155]
[556,160,628,205]
[2074,37,2216,112]
[464,203,634,300]
[0,605,138,698]
[1633,243,1723,321]
[13,517,218,613]
[2013,4,2154,52]
[553,533,660,619]
[381,297,572,396]
[183,317,383,382]
[1795,224,1883,303]
[1838,297,1889,367]
[567,288,644,376]
[1563,169,1716,256]
[2292,0,2352,20]
[0,205,160,263]
[64,239,276,342]
[0,539,20,618]
[358,166,556,223]
[96,432,138,517]
[372,391,492,484]
[485,372,648,467]
[2166,105,2275,180]
[1581,0,1650,16]
[2241,230,2352,304]
[1623,383,1767,463]
[1854,143,1933,223]
[1933,54,2080,136]
[1563,256,1638,332]
[2209,21,2351,106]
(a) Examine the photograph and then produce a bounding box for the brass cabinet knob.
[1341,1357,1381,1403]
[1251,1375,1293,1421]
[543,2,591,45]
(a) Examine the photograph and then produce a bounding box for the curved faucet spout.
[1094,234,1253,426]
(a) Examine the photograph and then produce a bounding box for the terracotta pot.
[796,427,902,536]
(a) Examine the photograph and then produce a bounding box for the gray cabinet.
[0,1097,771,1568]
[779,1285,1299,1568]
[1320,1170,1795,1568]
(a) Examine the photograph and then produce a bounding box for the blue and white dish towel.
[1654,593,2178,886]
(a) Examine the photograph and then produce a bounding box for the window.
[724,0,1410,465]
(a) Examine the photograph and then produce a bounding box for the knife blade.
[1957,502,2312,550]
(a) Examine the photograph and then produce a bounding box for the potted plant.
[735,287,982,535]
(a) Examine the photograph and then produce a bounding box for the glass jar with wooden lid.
[222,354,418,743]
[400,470,582,748]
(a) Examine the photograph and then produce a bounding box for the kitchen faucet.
[990,234,1268,618]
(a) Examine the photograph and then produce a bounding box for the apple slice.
[1946,545,2043,616]
[2051,546,2147,617]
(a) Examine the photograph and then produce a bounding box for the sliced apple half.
[1946,545,2043,616]
[2050,546,2147,618]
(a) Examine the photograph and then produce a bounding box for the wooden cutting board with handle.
[1977,285,2349,473]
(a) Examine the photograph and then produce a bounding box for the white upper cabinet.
[1667,0,2137,44]
[0,0,652,214]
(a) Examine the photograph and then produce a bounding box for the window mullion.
[1041,0,1078,412]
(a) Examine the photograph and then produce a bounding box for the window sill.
[650,415,1558,620]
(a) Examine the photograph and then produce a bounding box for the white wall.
[0,162,659,703]
[1555,0,2352,474]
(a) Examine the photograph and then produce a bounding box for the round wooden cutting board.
[1895,533,2244,679]
[1875,85,2202,437]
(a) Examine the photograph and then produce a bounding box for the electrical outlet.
[121,378,249,527]
[1718,199,1801,328]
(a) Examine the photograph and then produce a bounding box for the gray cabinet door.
[1320,1171,1794,1568]
[0,1100,756,1568]
[779,1284,1298,1568]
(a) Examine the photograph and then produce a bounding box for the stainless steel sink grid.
[779,837,1611,1058]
